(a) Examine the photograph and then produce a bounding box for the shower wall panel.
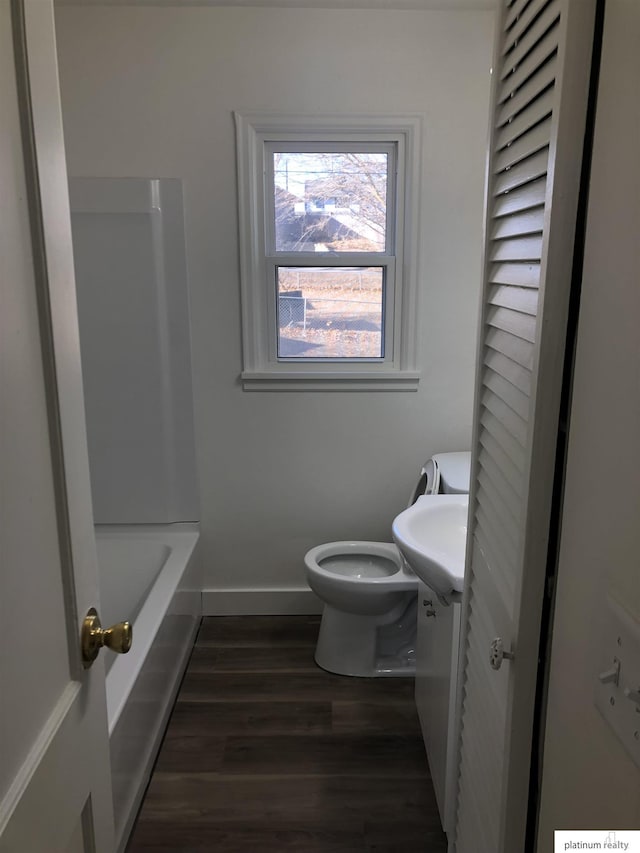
[70,177,198,523]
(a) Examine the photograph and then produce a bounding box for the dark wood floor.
[127,616,447,853]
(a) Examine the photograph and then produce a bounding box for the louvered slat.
[488,283,539,316]
[478,430,526,496]
[501,0,561,80]
[486,304,537,343]
[477,461,521,536]
[495,87,554,150]
[476,482,520,562]
[503,0,554,54]
[475,504,519,572]
[484,345,533,397]
[460,700,503,794]
[490,261,540,290]
[494,120,552,173]
[462,736,500,853]
[504,0,531,30]
[474,529,517,621]
[485,328,535,374]
[479,425,527,496]
[483,369,530,420]
[475,508,519,603]
[498,30,558,104]
[490,235,543,262]
[479,425,525,495]
[459,727,502,829]
[497,55,557,127]
[491,238,542,265]
[481,385,528,446]
[493,176,547,217]
[492,206,544,240]
[493,148,549,195]
[475,493,519,575]
[478,444,522,511]
[490,236,543,264]
[458,767,495,853]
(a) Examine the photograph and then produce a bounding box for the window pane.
[273,152,388,253]
[277,267,384,359]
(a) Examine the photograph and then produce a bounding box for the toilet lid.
[432,452,471,494]
[421,458,439,495]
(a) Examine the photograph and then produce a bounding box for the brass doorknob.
[81,607,132,669]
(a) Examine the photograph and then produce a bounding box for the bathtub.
[95,523,201,852]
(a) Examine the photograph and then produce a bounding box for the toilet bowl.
[304,452,472,678]
[304,541,417,677]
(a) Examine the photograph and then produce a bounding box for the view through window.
[272,151,389,359]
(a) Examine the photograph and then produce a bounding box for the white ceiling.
[56,0,496,10]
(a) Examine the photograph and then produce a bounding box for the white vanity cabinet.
[415,580,461,835]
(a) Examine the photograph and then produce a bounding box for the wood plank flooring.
[127,616,447,853]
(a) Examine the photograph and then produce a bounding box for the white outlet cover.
[594,595,640,769]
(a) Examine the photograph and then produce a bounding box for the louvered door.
[453,1,598,851]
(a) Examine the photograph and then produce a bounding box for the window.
[235,113,422,390]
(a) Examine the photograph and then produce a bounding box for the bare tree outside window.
[273,152,388,253]
[273,151,388,358]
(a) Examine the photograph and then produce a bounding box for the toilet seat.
[318,551,398,580]
[305,541,416,616]
[306,541,415,586]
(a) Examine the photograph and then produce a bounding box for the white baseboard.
[202,587,323,616]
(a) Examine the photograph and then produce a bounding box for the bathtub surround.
[99,525,201,851]
[54,5,494,611]
[67,170,203,848]
[70,177,199,525]
[69,174,203,848]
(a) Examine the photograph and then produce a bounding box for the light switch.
[594,595,640,770]
[598,659,620,685]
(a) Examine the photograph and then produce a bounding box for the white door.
[535,0,640,838]
[0,2,115,851]
[452,1,599,851]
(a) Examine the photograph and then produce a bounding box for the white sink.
[392,494,469,598]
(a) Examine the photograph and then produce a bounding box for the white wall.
[536,0,640,844]
[54,5,493,603]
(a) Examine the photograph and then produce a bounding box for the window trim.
[234,112,422,391]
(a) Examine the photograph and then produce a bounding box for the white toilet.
[304,452,471,677]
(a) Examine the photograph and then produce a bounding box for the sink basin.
[392,494,469,598]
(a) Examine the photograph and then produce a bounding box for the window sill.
[240,370,421,392]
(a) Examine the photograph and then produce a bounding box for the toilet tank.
[434,452,472,494]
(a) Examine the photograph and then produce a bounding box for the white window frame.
[235,112,422,391]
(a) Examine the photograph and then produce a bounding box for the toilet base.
[314,596,417,677]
